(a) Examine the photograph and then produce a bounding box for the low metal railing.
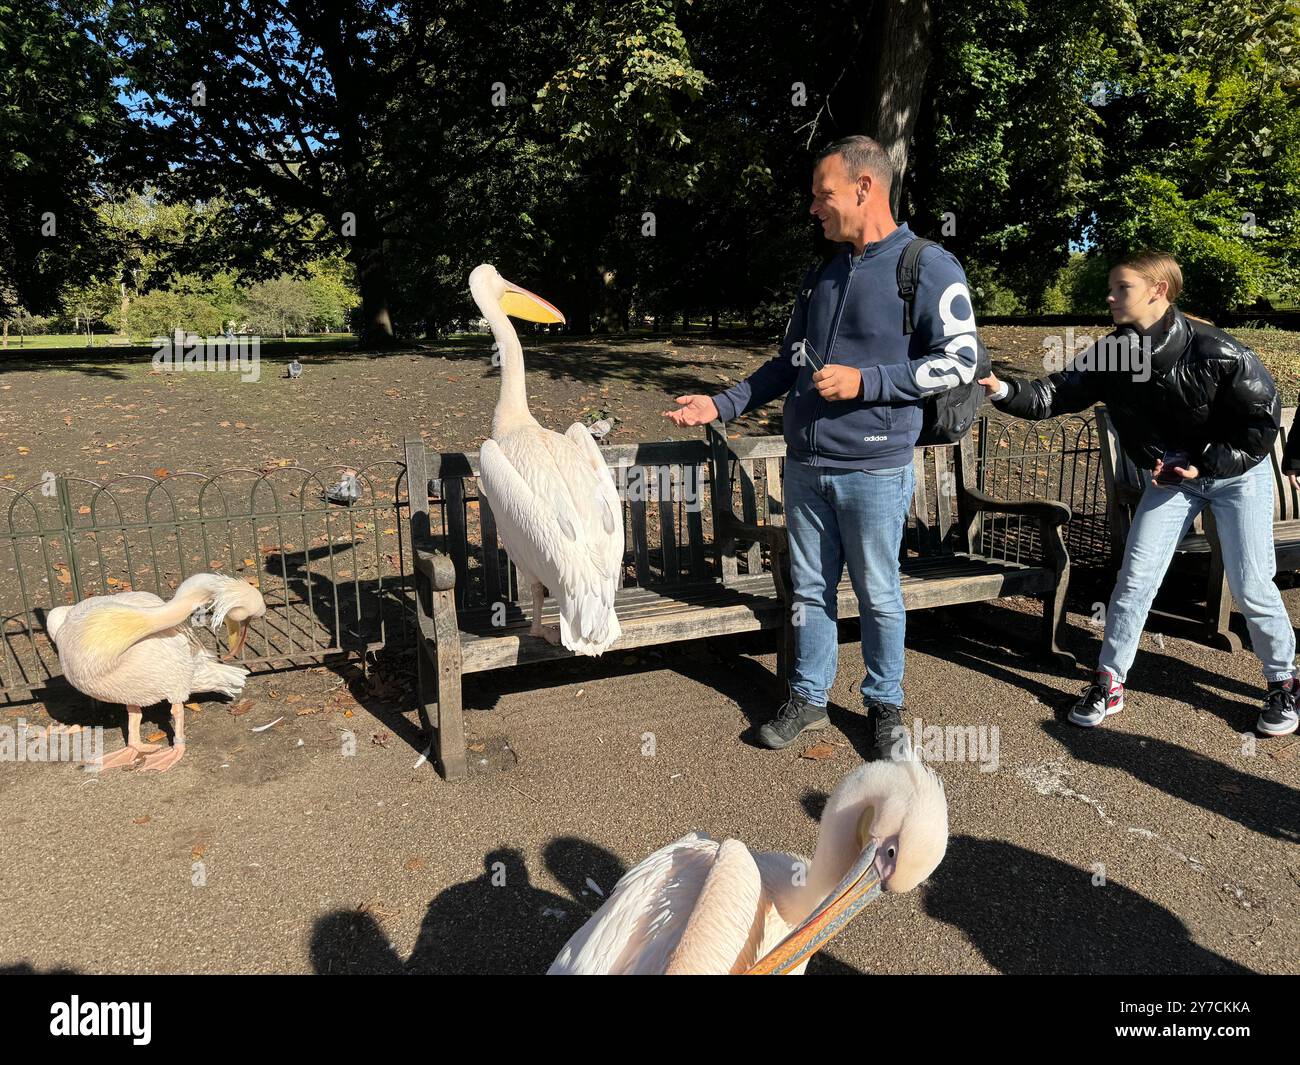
[1,463,414,700]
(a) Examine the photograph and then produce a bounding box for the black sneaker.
[1258,678,1299,737]
[1068,670,1124,727]
[757,692,828,750]
[866,700,907,761]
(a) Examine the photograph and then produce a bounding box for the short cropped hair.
[815,135,893,191]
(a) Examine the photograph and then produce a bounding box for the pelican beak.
[499,279,566,325]
[223,618,249,660]
[744,841,883,975]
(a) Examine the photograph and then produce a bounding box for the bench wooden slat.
[909,450,930,557]
[443,477,469,609]
[684,464,707,581]
[658,464,679,581]
[934,447,954,548]
[738,458,760,573]
[629,466,651,585]
[479,494,503,606]
[764,456,783,526]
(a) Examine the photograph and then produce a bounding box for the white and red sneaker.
[1069,670,1124,727]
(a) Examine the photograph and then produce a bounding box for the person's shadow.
[924,836,1254,974]
[1042,720,1300,844]
[309,838,626,975]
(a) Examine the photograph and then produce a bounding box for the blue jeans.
[1099,458,1295,684]
[784,458,916,707]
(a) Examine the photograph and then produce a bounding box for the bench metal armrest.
[413,539,458,591]
[962,487,1071,527]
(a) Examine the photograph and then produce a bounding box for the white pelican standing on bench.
[548,758,949,974]
[470,263,623,656]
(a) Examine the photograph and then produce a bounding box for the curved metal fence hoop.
[0,459,414,699]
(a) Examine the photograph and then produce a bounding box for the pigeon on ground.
[323,470,361,506]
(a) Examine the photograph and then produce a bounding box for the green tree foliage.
[0,0,125,316]
[1084,0,1300,316]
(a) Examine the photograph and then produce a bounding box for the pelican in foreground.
[46,573,266,772]
[549,758,948,974]
[470,263,623,656]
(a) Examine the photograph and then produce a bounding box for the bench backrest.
[403,435,718,608]
[705,422,979,580]
[1096,403,1299,556]
[404,425,982,606]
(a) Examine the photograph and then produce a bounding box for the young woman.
[979,251,1297,737]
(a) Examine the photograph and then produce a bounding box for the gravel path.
[2,592,1296,975]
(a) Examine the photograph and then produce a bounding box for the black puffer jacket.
[993,306,1280,478]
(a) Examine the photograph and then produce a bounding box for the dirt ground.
[1,326,1298,975]
[4,325,1298,484]
[0,590,1296,975]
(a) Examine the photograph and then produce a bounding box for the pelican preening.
[470,263,623,656]
[548,757,949,974]
[46,573,267,772]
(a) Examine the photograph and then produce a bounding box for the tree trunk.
[860,0,934,219]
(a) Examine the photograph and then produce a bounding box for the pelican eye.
[887,846,897,859]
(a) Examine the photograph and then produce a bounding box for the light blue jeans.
[1099,458,1295,684]
[784,458,916,707]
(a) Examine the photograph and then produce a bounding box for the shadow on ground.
[924,836,1254,974]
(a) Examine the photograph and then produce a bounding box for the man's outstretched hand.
[663,395,720,428]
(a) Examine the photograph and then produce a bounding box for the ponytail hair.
[1114,249,1183,302]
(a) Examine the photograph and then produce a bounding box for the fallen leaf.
[404,857,425,872]
[133,815,151,825]
[295,705,321,716]
[192,844,206,859]
[371,731,390,748]
[228,700,252,717]
[146,731,166,743]
[1218,781,1243,794]
[153,468,170,479]
[801,742,838,761]
[343,709,354,718]
[185,702,200,712]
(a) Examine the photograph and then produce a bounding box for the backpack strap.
[897,237,938,335]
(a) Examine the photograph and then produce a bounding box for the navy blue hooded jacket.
[710,223,979,470]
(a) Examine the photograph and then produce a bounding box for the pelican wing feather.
[548,833,722,975]
[479,427,622,652]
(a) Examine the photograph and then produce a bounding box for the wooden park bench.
[1096,403,1300,651]
[404,422,1073,779]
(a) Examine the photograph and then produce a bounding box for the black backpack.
[802,237,991,447]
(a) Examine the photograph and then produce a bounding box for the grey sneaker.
[1258,678,1299,737]
[1069,670,1124,727]
[866,701,907,761]
[757,692,828,750]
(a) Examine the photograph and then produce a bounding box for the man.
[664,135,980,758]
